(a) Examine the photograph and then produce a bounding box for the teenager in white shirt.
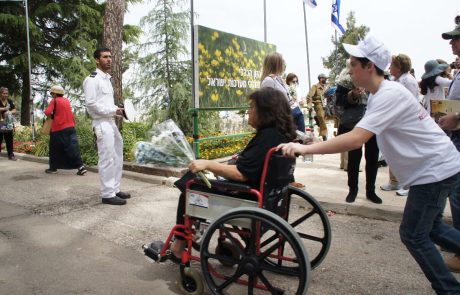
[278,36,460,294]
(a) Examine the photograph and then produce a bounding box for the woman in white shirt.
[260,52,305,188]
[420,60,452,114]
[381,53,421,196]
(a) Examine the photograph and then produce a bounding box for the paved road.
[1,156,455,294]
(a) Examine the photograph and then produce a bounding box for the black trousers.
[0,131,14,157]
[338,124,379,192]
[49,127,84,170]
[174,172,196,240]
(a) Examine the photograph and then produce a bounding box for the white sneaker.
[380,183,401,191]
[396,189,409,196]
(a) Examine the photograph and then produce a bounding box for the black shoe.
[345,189,358,203]
[102,196,127,205]
[377,160,387,167]
[116,191,131,199]
[366,192,382,204]
[45,168,57,174]
[76,166,87,176]
[8,156,17,161]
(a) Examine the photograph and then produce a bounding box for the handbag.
[41,97,57,135]
[0,108,14,133]
[340,104,366,128]
[41,118,53,134]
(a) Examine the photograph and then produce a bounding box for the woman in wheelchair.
[154,87,297,263]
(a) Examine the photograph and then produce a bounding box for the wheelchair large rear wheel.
[200,207,310,295]
[286,186,331,269]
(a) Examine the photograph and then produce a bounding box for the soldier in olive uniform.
[307,73,328,140]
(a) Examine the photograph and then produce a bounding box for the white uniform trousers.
[93,119,123,199]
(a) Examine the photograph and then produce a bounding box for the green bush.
[13,117,254,164]
[198,134,253,159]
[121,121,150,162]
[74,116,99,166]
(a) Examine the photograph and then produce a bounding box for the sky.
[124,0,460,98]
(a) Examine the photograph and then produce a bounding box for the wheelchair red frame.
[143,147,331,295]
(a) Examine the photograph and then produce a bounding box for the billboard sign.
[194,25,276,108]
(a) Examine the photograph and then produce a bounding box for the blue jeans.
[449,131,460,230]
[400,172,460,294]
[291,106,305,133]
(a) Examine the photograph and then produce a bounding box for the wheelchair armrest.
[192,178,253,193]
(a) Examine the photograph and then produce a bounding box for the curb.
[0,152,174,187]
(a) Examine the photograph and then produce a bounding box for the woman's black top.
[236,126,289,188]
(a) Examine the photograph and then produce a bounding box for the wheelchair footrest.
[142,244,161,262]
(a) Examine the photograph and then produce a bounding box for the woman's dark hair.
[56,93,64,97]
[420,75,438,95]
[248,88,296,140]
[93,47,111,59]
[285,73,298,86]
[356,57,385,76]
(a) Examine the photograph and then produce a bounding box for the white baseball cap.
[343,36,391,71]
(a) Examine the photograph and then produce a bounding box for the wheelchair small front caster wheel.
[215,240,242,267]
[178,267,204,295]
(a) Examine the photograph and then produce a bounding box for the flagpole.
[335,30,338,70]
[263,0,267,42]
[302,0,312,89]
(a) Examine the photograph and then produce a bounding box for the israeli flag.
[331,0,346,34]
[304,0,317,8]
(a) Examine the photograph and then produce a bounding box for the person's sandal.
[77,166,87,176]
[290,182,305,188]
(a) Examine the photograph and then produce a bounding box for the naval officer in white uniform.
[83,47,131,205]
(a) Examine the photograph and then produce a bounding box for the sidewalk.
[2,151,452,223]
[294,153,453,223]
[0,152,449,294]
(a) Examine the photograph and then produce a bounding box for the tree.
[102,0,132,109]
[129,0,193,133]
[322,11,369,84]
[0,0,105,125]
[0,0,141,126]
[102,0,125,129]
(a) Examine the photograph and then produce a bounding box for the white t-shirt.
[356,80,460,188]
[396,72,420,101]
[423,76,452,114]
[447,71,460,100]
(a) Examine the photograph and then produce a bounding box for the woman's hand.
[438,113,459,130]
[277,142,306,157]
[189,160,209,173]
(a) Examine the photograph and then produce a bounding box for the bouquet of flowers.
[134,119,211,188]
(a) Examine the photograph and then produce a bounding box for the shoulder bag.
[0,101,14,133]
[42,98,57,135]
[340,103,366,129]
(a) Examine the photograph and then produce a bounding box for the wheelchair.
[143,147,332,295]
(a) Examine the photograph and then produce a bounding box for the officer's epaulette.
[89,71,97,78]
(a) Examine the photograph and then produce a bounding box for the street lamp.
[3,0,34,141]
